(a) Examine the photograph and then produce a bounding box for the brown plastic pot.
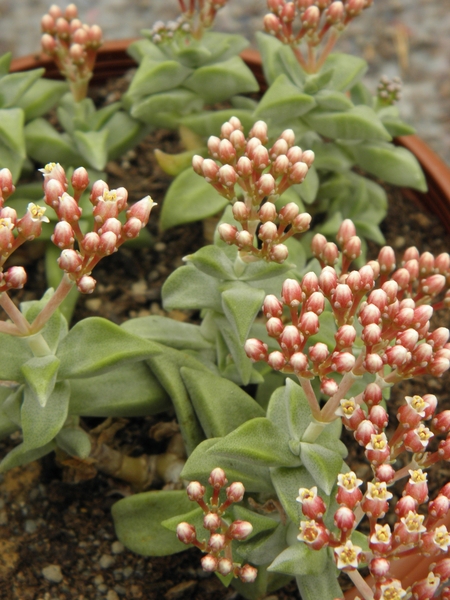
[11,41,450,233]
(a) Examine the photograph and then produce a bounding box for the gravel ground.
[0,0,448,164]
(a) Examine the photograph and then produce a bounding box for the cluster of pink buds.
[0,168,46,293]
[151,1,229,41]
[296,392,450,599]
[377,75,402,105]
[264,0,373,72]
[41,162,155,293]
[177,468,257,583]
[193,117,314,263]
[245,219,450,423]
[41,4,103,101]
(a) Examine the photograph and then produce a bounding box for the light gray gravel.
[41,563,63,583]
[0,0,448,164]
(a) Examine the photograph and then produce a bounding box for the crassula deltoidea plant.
[0,2,449,600]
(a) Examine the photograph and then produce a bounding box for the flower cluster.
[297,391,450,600]
[150,0,228,42]
[41,3,103,100]
[377,75,403,106]
[193,117,314,263]
[41,163,155,294]
[176,468,257,583]
[264,0,373,72]
[245,219,450,422]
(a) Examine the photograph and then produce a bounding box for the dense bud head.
[77,275,96,294]
[208,468,227,489]
[258,202,277,224]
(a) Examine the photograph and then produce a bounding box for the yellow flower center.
[410,469,426,483]
[411,395,426,412]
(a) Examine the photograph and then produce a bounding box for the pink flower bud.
[217,558,233,576]
[258,221,278,242]
[301,5,320,27]
[41,33,57,54]
[81,232,100,254]
[270,243,289,263]
[422,274,446,296]
[433,410,450,433]
[428,328,450,350]
[289,161,309,183]
[412,342,433,367]
[337,219,356,246]
[438,437,450,460]
[334,506,355,532]
[99,217,122,237]
[301,272,319,296]
[280,2,296,22]
[375,463,395,484]
[331,284,353,311]
[228,520,253,540]
[268,350,287,370]
[384,344,410,367]
[201,554,218,572]
[209,468,227,489]
[208,533,226,551]
[319,266,337,296]
[202,159,220,182]
[428,495,450,519]
[41,14,55,34]
[218,223,238,244]
[359,303,381,326]
[232,201,249,222]
[363,353,384,374]
[322,242,339,266]
[71,167,89,193]
[331,351,355,373]
[236,156,253,177]
[77,275,96,294]
[287,146,303,164]
[249,121,268,144]
[237,564,257,583]
[235,230,253,248]
[299,311,319,336]
[269,138,289,160]
[186,481,205,501]
[290,352,309,374]
[192,154,204,174]
[428,355,450,377]
[263,294,283,318]
[320,378,338,396]
[378,246,396,273]
[207,136,221,158]
[326,1,344,23]
[226,482,245,503]
[279,202,299,223]
[280,325,302,353]
[404,259,419,281]
[433,558,450,581]
[98,231,118,255]
[266,317,284,338]
[257,173,276,196]
[122,217,143,239]
[244,338,269,362]
[343,236,361,261]
[4,266,27,289]
[218,139,236,164]
[229,129,246,152]
[127,196,155,226]
[58,249,83,273]
[359,264,376,290]
[363,383,382,407]
[301,149,315,167]
[395,495,418,518]
[369,557,390,578]
[0,217,15,251]
[258,202,277,223]
[57,192,82,223]
[361,323,382,348]
[369,405,388,430]
[304,291,324,315]
[69,43,85,63]
[51,221,75,249]
[282,278,302,307]
[309,342,329,363]
[245,137,262,160]
[354,420,377,446]
[0,168,14,200]
[396,328,419,351]
[272,154,290,176]
[292,212,312,232]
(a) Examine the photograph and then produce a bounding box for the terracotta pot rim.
[10,39,450,231]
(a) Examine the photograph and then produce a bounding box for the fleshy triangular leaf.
[20,355,60,407]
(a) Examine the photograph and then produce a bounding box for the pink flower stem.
[298,376,321,421]
[0,292,32,335]
[346,569,374,600]
[29,274,74,334]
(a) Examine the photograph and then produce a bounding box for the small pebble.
[122,566,134,579]
[98,583,108,593]
[94,574,104,586]
[111,541,124,554]
[114,584,127,595]
[106,590,119,600]
[42,564,63,583]
[24,519,38,534]
[99,554,115,569]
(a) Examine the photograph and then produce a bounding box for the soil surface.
[1,73,450,600]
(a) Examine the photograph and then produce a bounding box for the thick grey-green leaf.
[303,105,391,141]
[221,283,265,344]
[21,381,70,451]
[160,167,227,230]
[0,440,55,473]
[205,417,301,468]
[0,333,33,381]
[69,361,169,417]
[236,524,289,566]
[293,163,319,204]
[255,32,289,86]
[180,109,255,137]
[112,490,193,556]
[185,245,236,280]
[181,438,274,493]
[267,379,312,442]
[313,89,354,111]
[322,53,367,91]
[25,118,82,166]
[0,407,18,438]
[0,68,44,108]
[296,557,342,600]
[268,542,327,577]
[254,74,316,122]
[180,366,264,438]
[55,427,91,459]
[20,355,60,407]
[350,141,427,191]
[213,313,254,385]
[130,88,204,127]
[232,505,279,538]
[121,316,211,350]
[300,443,343,495]
[18,79,68,121]
[73,129,109,171]
[104,110,151,160]
[183,56,258,104]
[126,57,192,100]
[57,317,160,379]
[162,264,222,312]
[0,107,25,156]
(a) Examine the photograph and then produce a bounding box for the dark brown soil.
[1,74,450,600]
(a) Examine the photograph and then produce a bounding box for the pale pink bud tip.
[77,275,96,294]
[238,564,257,583]
[186,481,205,501]
[208,468,227,488]
[229,520,253,540]
[127,196,155,226]
[176,522,197,545]
[201,554,218,572]
[4,266,27,289]
[71,167,89,192]
[226,482,245,503]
